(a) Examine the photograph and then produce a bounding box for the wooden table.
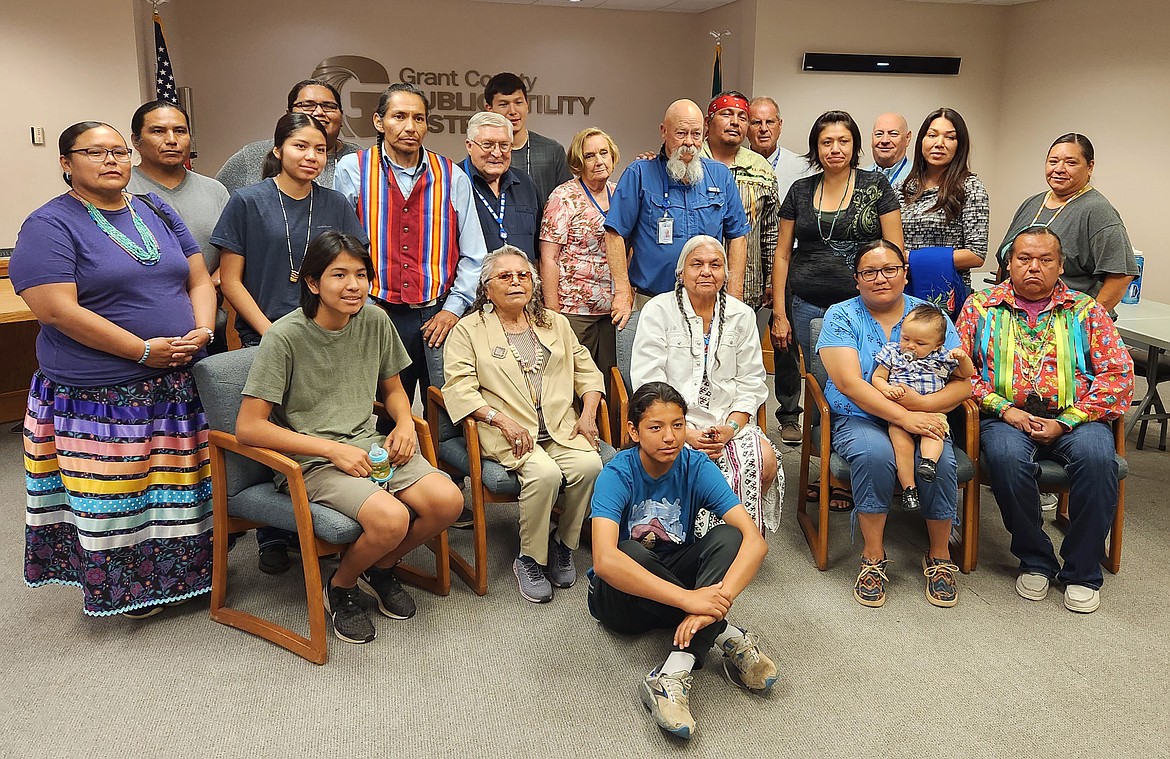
[0,278,38,423]
[1114,300,1170,448]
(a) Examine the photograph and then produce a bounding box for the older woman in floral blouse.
[538,127,620,378]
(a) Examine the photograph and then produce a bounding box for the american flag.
[153,11,177,103]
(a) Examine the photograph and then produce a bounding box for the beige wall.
[996,0,1169,300]
[2,0,145,247]
[164,0,730,179]
[751,0,1009,283]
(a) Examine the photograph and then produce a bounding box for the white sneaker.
[1064,584,1101,613]
[1039,493,1059,512]
[1015,572,1050,601]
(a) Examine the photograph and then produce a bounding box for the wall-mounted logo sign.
[312,55,596,139]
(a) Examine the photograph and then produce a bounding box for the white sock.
[662,650,696,674]
[713,624,745,650]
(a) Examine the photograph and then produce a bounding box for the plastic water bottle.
[1122,250,1144,305]
[369,443,394,483]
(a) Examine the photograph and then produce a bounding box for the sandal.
[806,483,854,512]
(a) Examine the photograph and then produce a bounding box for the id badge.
[657,215,674,245]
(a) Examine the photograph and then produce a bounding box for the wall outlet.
[31,126,45,145]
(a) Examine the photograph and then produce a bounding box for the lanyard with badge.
[656,160,674,245]
[464,157,508,241]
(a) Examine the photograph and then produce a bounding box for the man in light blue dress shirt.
[864,113,912,188]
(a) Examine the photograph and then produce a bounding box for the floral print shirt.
[539,179,616,316]
[956,280,1134,427]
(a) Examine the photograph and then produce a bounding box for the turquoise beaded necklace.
[80,193,160,265]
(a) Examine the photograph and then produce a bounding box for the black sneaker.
[916,458,938,483]
[323,573,376,644]
[901,486,921,512]
[258,543,292,575]
[357,566,417,619]
[451,507,475,530]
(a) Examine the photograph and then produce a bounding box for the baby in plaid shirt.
[872,305,975,511]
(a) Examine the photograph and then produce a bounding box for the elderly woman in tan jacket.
[443,245,605,604]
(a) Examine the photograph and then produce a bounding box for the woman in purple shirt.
[10,122,217,619]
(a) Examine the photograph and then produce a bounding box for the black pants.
[588,524,742,664]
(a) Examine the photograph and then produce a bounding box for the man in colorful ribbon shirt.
[334,83,488,402]
[956,227,1133,614]
[603,99,749,328]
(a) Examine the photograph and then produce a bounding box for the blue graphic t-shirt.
[590,446,741,546]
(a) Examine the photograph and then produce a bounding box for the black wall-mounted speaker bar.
[802,53,961,76]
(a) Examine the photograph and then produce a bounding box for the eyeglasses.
[68,147,133,163]
[292,100,341,113]
[855,265,906,282]
[470,140,512,154]
[493,270,532,283]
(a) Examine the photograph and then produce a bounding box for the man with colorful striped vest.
[335,83,488,401]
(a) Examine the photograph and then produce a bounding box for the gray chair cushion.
[1034,454,1128,485]
[192,347,270,497]
[425,345,463,445]
[230,483,362,545]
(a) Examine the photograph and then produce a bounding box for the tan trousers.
[516,440,602,565]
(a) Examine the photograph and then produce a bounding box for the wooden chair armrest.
[803,374,833,462]
[413,414,438,467]
[597,397,613,446]
[1113,416,1125,456]
[206,430,316,537]
[610,366,630,445]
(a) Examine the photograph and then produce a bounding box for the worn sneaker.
[1064,584,1100,613]
[1040,493,1059,512]
[547,536,577,589]
[122,604,164,620]
[916,458,938,483]
[720,629,779,693]
[357,566,417,619]
[901,486,921,512]
[922,555,959,608]
[854,556,889,608]
[640,668,696,739]
[258,543,292,575]
[513,555,553,603]
[323,573,376,644]
[779,420,802,445]
[1015,572,1050,601]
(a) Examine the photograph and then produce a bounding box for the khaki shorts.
[299,451,445,520]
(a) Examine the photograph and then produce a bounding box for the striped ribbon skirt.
[23,369,214,616]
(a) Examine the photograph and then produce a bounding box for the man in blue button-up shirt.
[604,99,750,328]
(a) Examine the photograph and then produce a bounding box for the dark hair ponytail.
[261,112,328,179]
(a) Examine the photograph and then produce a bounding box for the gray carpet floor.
[1,402,1168,758]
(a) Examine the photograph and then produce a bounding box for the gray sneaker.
[547,536,577,588]
[640,668,695,739]
[720,629,779,692]
[513,555,553,603]
[357,566,416,619]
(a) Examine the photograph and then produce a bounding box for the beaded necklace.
[79,193,160,265]
[1010,306,1058,387]
[1029,184,1092,229]
[815,170,855,255]
[504,324,544,407]
[274,178,314,283]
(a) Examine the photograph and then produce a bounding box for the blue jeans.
[831,414,958,521]
[979,419,1118,589]
[791,294,827,363]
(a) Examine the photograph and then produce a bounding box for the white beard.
[665,146,704,185]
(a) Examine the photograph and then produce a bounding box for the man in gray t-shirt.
[127,100,229,272]
[216,79,360,194]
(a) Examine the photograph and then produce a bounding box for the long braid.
[675,282,693,344]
